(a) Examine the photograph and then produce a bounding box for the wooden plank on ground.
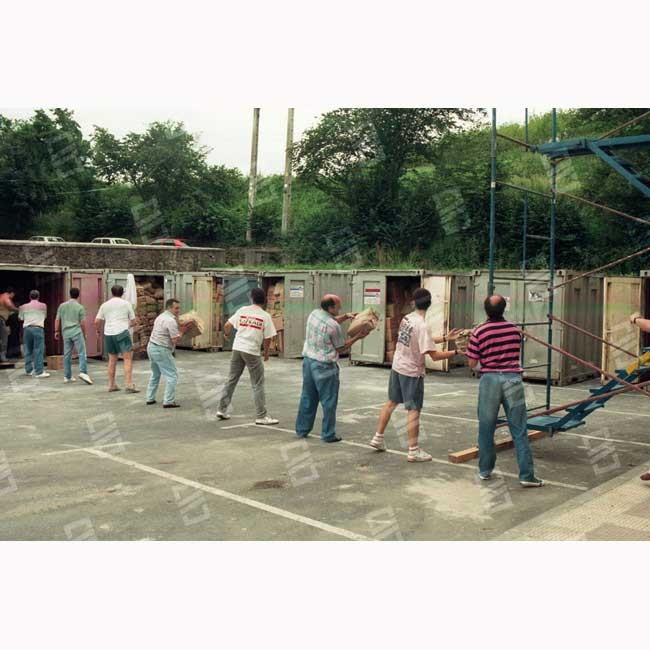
[448,429,549,464]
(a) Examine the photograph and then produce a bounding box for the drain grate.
[253,479,288,490]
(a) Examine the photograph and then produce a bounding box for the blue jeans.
[477,373,535,481]
[23,327,45,375]
[295,357,340,441]
[146,343,178,405]
[63,333,88,380]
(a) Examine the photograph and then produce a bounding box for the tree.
[293,108,484,251]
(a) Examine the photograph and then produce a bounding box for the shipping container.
[472,270,604,385]
[174,272,222,350]
[261,271,314,358]
[313,270,354,352]
[70,270,106,358]
[0,263,70,361]
[218,271,262,352]
[601,276,641,377]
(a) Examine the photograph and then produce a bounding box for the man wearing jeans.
[216,287,279,425]
[466,295,544,487]
[19,290,50,378]
[146,298,193,408]
[295,294,367,443]
[55,287,93,385]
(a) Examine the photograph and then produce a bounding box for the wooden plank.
[448,429,549,464]
[0,361,16,370]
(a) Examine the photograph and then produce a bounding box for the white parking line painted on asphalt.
[42,442,133,456]
[80,447,370,541]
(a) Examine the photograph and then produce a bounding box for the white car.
[29,236,65,242]
[91,237,133,245]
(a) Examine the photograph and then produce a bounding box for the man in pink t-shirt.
[369,288,462,462]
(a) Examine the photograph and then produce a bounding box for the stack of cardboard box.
[384,283,415,363]
[265,281,284,354]
[133,279,165,357]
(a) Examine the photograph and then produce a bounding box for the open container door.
[351,273,386,364]
[602,276,641,377]
[283,272,314,358]
[70,271,105,358]
[423,275,451,371]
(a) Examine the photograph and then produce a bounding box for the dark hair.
[251,287,266,305]
[165,298,180,309]
[413,288,432,311]
[321,296,337,311]
[5,286,15,294]
[484,295,507,319]
[111,285,124,297]
[29,290,40,300]
[70,287,80,299]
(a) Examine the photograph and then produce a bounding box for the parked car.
[29,236,65,243]
[149,238,189,247]
[91,237,132,245]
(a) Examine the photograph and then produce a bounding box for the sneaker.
[407,448,432,462]
[255,416,279,425]
[35,372,50,378]
[216,411,231,420]
[163,403,181,409]
[79,373,93,385]
[520,477,545,488]
[479,472,492,481]
[370,435,386,452]
[64,377,77,384]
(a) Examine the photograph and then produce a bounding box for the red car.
[149,238,189,248]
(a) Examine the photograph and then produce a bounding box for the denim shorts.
[388,369,424,411]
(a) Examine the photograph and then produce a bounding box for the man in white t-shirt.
[216,287,279,425]
[95,285,139,393]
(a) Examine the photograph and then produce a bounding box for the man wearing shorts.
[95,285,139,393]
[369,288,461,462]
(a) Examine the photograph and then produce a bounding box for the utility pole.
[246,107,260,243]
[281,108,295,234]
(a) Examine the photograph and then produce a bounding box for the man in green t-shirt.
[55,287,93,385]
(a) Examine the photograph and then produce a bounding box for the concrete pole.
[281,108,295,234]
[246,107,260,242]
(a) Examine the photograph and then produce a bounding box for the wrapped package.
[348,307,380,337]
[453,329,473,354]
[179,310,205,339]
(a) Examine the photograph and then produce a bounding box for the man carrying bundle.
[295,294,369,443]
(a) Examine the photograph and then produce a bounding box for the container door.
[71,271,105,357]
[164,274,176,303]
[351,273,386,363]
[283,273,314,358]
[192,276,214,349]
[222,274,260,351]
[106,272,129,298]
[423,275,451,371]
[449,274,475,367]
[520,277,556,381]
[314,271,354,338]
[602,276,641,376]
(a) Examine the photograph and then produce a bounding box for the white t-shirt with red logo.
[228,305,277,356]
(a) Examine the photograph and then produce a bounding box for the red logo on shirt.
[239,316,263,330]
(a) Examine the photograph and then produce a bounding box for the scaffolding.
[449,107,650,463]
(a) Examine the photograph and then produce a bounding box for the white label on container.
[290,284,304,298]
[364,287,381,305]
[528,290,545,303]
[505,296,511,312]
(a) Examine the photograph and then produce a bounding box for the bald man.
[466,295,544,487]
[295,294,366,442]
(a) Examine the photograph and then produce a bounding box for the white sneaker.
[64,377,77,384]
[407,447,432,463]
[79,373,93,385]
[370,435,386,451]
[216,411,231,420]
[35,372,50,379]
[255,416,279,425]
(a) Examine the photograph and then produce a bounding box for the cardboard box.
[47,355,64,370]
[179,310,205,339]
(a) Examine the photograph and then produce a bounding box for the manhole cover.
[253,479,288,489]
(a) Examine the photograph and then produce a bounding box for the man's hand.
[54,332,60,341]
[180,321,194,333]
[263,353,270,362]
[346,312,358,320]
[446,328,463,341]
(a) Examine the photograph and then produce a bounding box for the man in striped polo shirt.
[466,295,544,487]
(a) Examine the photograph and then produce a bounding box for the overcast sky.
[0,107,547,175]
